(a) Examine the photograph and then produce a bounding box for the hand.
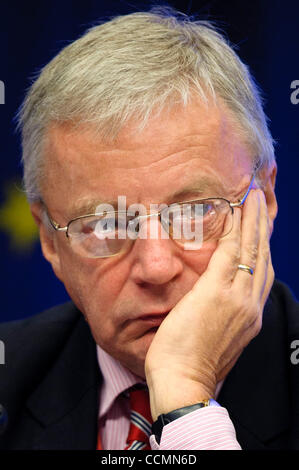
[145,189,274,420]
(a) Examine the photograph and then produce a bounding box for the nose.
[129,216,184,285]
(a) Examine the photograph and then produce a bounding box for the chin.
[119,329,158,378]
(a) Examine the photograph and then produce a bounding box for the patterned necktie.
[124,385,153,450]
[96,385,153,450]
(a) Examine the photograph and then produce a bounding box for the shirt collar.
[97,345,224,419]
[96,345,146,418]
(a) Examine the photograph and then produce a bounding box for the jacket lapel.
[26,313,101,449]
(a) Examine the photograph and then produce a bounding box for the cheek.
[57,246,126,324]
[59,259,128,354]
[182,241,218,275]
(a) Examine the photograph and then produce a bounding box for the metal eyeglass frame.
[46,174,255,250]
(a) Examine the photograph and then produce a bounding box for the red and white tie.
[124,385,153,450]
[96,385,153,450]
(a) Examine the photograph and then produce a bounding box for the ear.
[258,163,278,236]
[30,202,64,282]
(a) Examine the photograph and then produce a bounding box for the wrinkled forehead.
[41,99,253,218]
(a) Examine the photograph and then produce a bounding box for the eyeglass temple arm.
[230,174,255,208]
[47,212,68,232]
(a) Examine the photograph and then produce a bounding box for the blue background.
[0,0,298,322]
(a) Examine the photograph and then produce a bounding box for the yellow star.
[0,181,39,252]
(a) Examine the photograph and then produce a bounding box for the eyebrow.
[70,198,118,218]
[168,177,226,202]
[70,177,227,218]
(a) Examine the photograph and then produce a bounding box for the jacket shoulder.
[0,302,99,449]
[0,301,80,341]
[0,302,82,408]
[269,279,299,337]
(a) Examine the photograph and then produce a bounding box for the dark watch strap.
[152,400,210,444]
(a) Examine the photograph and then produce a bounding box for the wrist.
[152,400,212,444]
[146,373,215,421]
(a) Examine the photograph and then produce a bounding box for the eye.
[180,202,215,219]
[80,218,99,234]
[78,219,97,235]
[81,224,93,234]
[201,202,215,217]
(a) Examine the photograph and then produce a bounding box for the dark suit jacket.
[0,280,298,450]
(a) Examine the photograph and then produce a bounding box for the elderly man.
[0,8,298,450]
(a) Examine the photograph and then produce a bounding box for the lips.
[137,312,169,326]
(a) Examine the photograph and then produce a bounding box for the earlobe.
[30,203,64,282]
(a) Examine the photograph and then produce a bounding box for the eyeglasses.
[46,175,255,259]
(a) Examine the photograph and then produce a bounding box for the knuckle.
[243,302,259,326]
[252,314,263,336]
[248,308,258,326]
[269,262,275,280]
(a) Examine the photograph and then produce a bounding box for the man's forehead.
[45,97,230,160]
[43,98,252,218]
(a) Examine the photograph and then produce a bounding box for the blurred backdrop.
[0,0,298,322]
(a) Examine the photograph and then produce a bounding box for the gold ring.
[238,264,254,275]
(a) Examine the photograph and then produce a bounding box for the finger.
[233,189,260,288]
[204,206,242,286]
[260,250,275,308]
[245,254,274,348]
[252,190,273,304]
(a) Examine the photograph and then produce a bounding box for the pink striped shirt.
[97,346,241,450]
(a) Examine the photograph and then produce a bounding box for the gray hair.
[17,7,275,203]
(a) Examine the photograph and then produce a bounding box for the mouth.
[137,312,169,327]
